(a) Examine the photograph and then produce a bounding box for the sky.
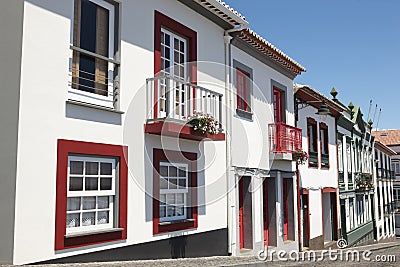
[223,0,400,130]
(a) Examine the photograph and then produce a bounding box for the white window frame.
[159,162,189,223]
[68,0,116,108]
[338,140,343,172]
[159,28,188,119]
[66,155,116,234]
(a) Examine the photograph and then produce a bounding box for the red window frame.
[55,139,128,251]
[273,87,284,123]
[320,122,329,168]
[236,69,250,112]
[154,11,197,119]
[152,148,198,234]
[307,117,318,167]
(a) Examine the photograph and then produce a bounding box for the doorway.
[239,176,253,249]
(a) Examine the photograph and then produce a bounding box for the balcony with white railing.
[144,75,225,141]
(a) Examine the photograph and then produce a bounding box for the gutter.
[224,24,245,256]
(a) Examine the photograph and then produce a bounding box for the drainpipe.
[294,98,302,251]
[224,24,245,255]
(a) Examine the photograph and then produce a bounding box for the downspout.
[294,95,302,251]
[224,24,244,255]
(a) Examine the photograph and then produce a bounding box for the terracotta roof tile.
[194,0,248,26]
[237,28,306,76]
[373,130,400,146]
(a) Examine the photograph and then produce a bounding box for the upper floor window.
[273,88,284,122]
[346,142,352,173]
[307,118,318,166]
[319,123,329,168]
[70,0,119,108]
[161,28,187,80]
[236,68,251,113]
[338,139,343,172]
[392,161,400,174]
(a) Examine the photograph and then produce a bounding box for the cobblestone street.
[2,240,398,267]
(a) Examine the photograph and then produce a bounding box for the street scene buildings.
[0,0,398,265]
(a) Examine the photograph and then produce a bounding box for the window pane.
[86,162,99,175]
[100,178,112,190]
[160,165,168,176]
[178,167,186,177]
[167,194,175,205]
[100,162,112,175]
[160,178,168,189]
[82,212,96,226]
[70,161,84,175]
[69,177,83,191]
[82,196,96,210]
[98,196,109,209]
[176,206,184,216]
[97,211,109,224]
[169,166,177,177]
[160,194,166,204]
[85,177,98,190]
[160,206,166,218]
[164,34,170,46]
[169,179,177,189]
[167,206,175,217]
[66,213,80,228]
[67,197,81,211]
[80,0,97,53]
[178,179,186,189]
[176,193,184,204]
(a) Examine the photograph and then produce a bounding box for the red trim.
[152,149,198,235]
[273,87,283,123]
[307,118,318,168]
[301,188,309,195]
[55,139,128,251]
[283,179,289,241]
[319,122,330,169]
[239,177,244,249]
[263,179,269,246]
[154,11,197,118]
[144,120,225,141]
[236,69,250,112]
[322,187,337,193]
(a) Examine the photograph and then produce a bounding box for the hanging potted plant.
[293,150,308,165]
[186,111,218,135]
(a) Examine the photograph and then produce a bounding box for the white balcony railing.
[146,75,223,129]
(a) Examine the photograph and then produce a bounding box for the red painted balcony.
[268,123,302,153]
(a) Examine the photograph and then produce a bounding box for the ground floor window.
[153,149,198,234]
[67,156,116,234]
[55,140,128,251]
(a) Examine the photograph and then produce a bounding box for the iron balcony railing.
[268,123,302,153]
[146,75,223,129]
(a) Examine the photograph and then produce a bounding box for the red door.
[239,178,244,249]
[283,179,289,241]
[273,88,283,123]
[263,180,269,246]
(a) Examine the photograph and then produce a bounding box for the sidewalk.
[3,240,400,267]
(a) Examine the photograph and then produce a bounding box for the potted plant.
[293,150,308,165]
[186,111,218,135]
